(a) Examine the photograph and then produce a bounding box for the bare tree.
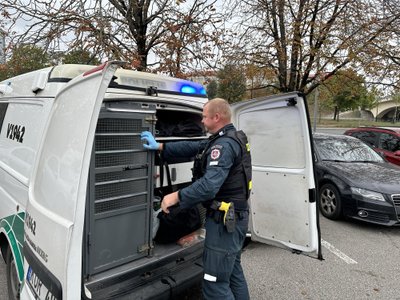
[223,0,400,95]
[152,0,223,77]
[0,0,223,72]
[360,0,400,91]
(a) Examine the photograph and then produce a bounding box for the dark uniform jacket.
[163,123,250,210]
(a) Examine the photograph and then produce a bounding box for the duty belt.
[206,209,247,221]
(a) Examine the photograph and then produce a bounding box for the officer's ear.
[214,112,221,122]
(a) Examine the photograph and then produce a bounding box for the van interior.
[82,99,207,298]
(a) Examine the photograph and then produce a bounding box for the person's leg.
[202,217,236,300]
[202,214,249,300]
[229,212,249,299]
[229,251,249,300]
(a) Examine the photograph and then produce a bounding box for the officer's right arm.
[141,130,206,159]
[163,140,206,159]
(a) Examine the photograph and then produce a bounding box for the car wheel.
[319,183,342,220]
[6,245,20,299]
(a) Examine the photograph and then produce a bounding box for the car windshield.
[314,136,384,162]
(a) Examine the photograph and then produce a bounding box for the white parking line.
[321,239,358,264]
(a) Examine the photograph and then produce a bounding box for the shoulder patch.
[210,148,221,160]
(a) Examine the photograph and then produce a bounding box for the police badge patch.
[210,149,220,160]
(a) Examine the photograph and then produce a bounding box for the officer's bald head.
[204,98,231,123]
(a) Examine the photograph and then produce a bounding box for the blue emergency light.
[180,85,197,94]
[180,84,207,95]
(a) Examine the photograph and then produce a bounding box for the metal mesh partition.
[95,135,143,152]
[95,194,147,214]
[96,118,147,133]
[85,106,155,275]
[95,169,147,183]
[95,152,147,168]
[95,179,147,200]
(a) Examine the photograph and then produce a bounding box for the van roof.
[0,64,208,99]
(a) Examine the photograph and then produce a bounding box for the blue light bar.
[180,84,208,96]
[180,85,197,94]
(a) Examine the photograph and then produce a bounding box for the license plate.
[26,266,56,300]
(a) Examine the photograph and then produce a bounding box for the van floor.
[85,235,204,287]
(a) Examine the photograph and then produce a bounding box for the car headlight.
[350,187,386,202]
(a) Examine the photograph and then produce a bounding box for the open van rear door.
[23,62,123,300]
[231,92,321,257]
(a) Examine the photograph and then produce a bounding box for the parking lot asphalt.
[243,216,400,300]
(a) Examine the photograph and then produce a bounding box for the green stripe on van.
[0,212,25,281]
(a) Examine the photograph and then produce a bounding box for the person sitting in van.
[141,98,252,300]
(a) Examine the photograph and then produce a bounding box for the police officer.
[141,98,252,300]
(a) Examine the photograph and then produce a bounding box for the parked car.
[313,133,400,226]
[344,127,400,166]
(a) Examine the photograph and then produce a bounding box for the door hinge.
[145,116,158,124]
[138,243,153,253]
[87,232,92,253]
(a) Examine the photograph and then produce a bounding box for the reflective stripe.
[204,273,217,282]
[0,212,25,282]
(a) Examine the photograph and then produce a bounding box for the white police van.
[0,61,321,299]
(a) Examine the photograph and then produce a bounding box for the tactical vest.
[192,129,252,210]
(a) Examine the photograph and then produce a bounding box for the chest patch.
[210,149,221,160]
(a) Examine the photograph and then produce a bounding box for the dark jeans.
[202,211,249,300]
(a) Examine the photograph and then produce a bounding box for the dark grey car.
[313,133,400,226]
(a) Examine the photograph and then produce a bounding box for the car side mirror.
[394,150,400,156]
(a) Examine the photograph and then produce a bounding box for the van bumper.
[119,256,203,300]
[102,256,203,300]
[85,242,205,300]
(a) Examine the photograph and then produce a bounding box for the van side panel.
[0,99,53,284]
[0,101,51,185]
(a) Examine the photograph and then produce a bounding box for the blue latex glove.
[141,131,160,150]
